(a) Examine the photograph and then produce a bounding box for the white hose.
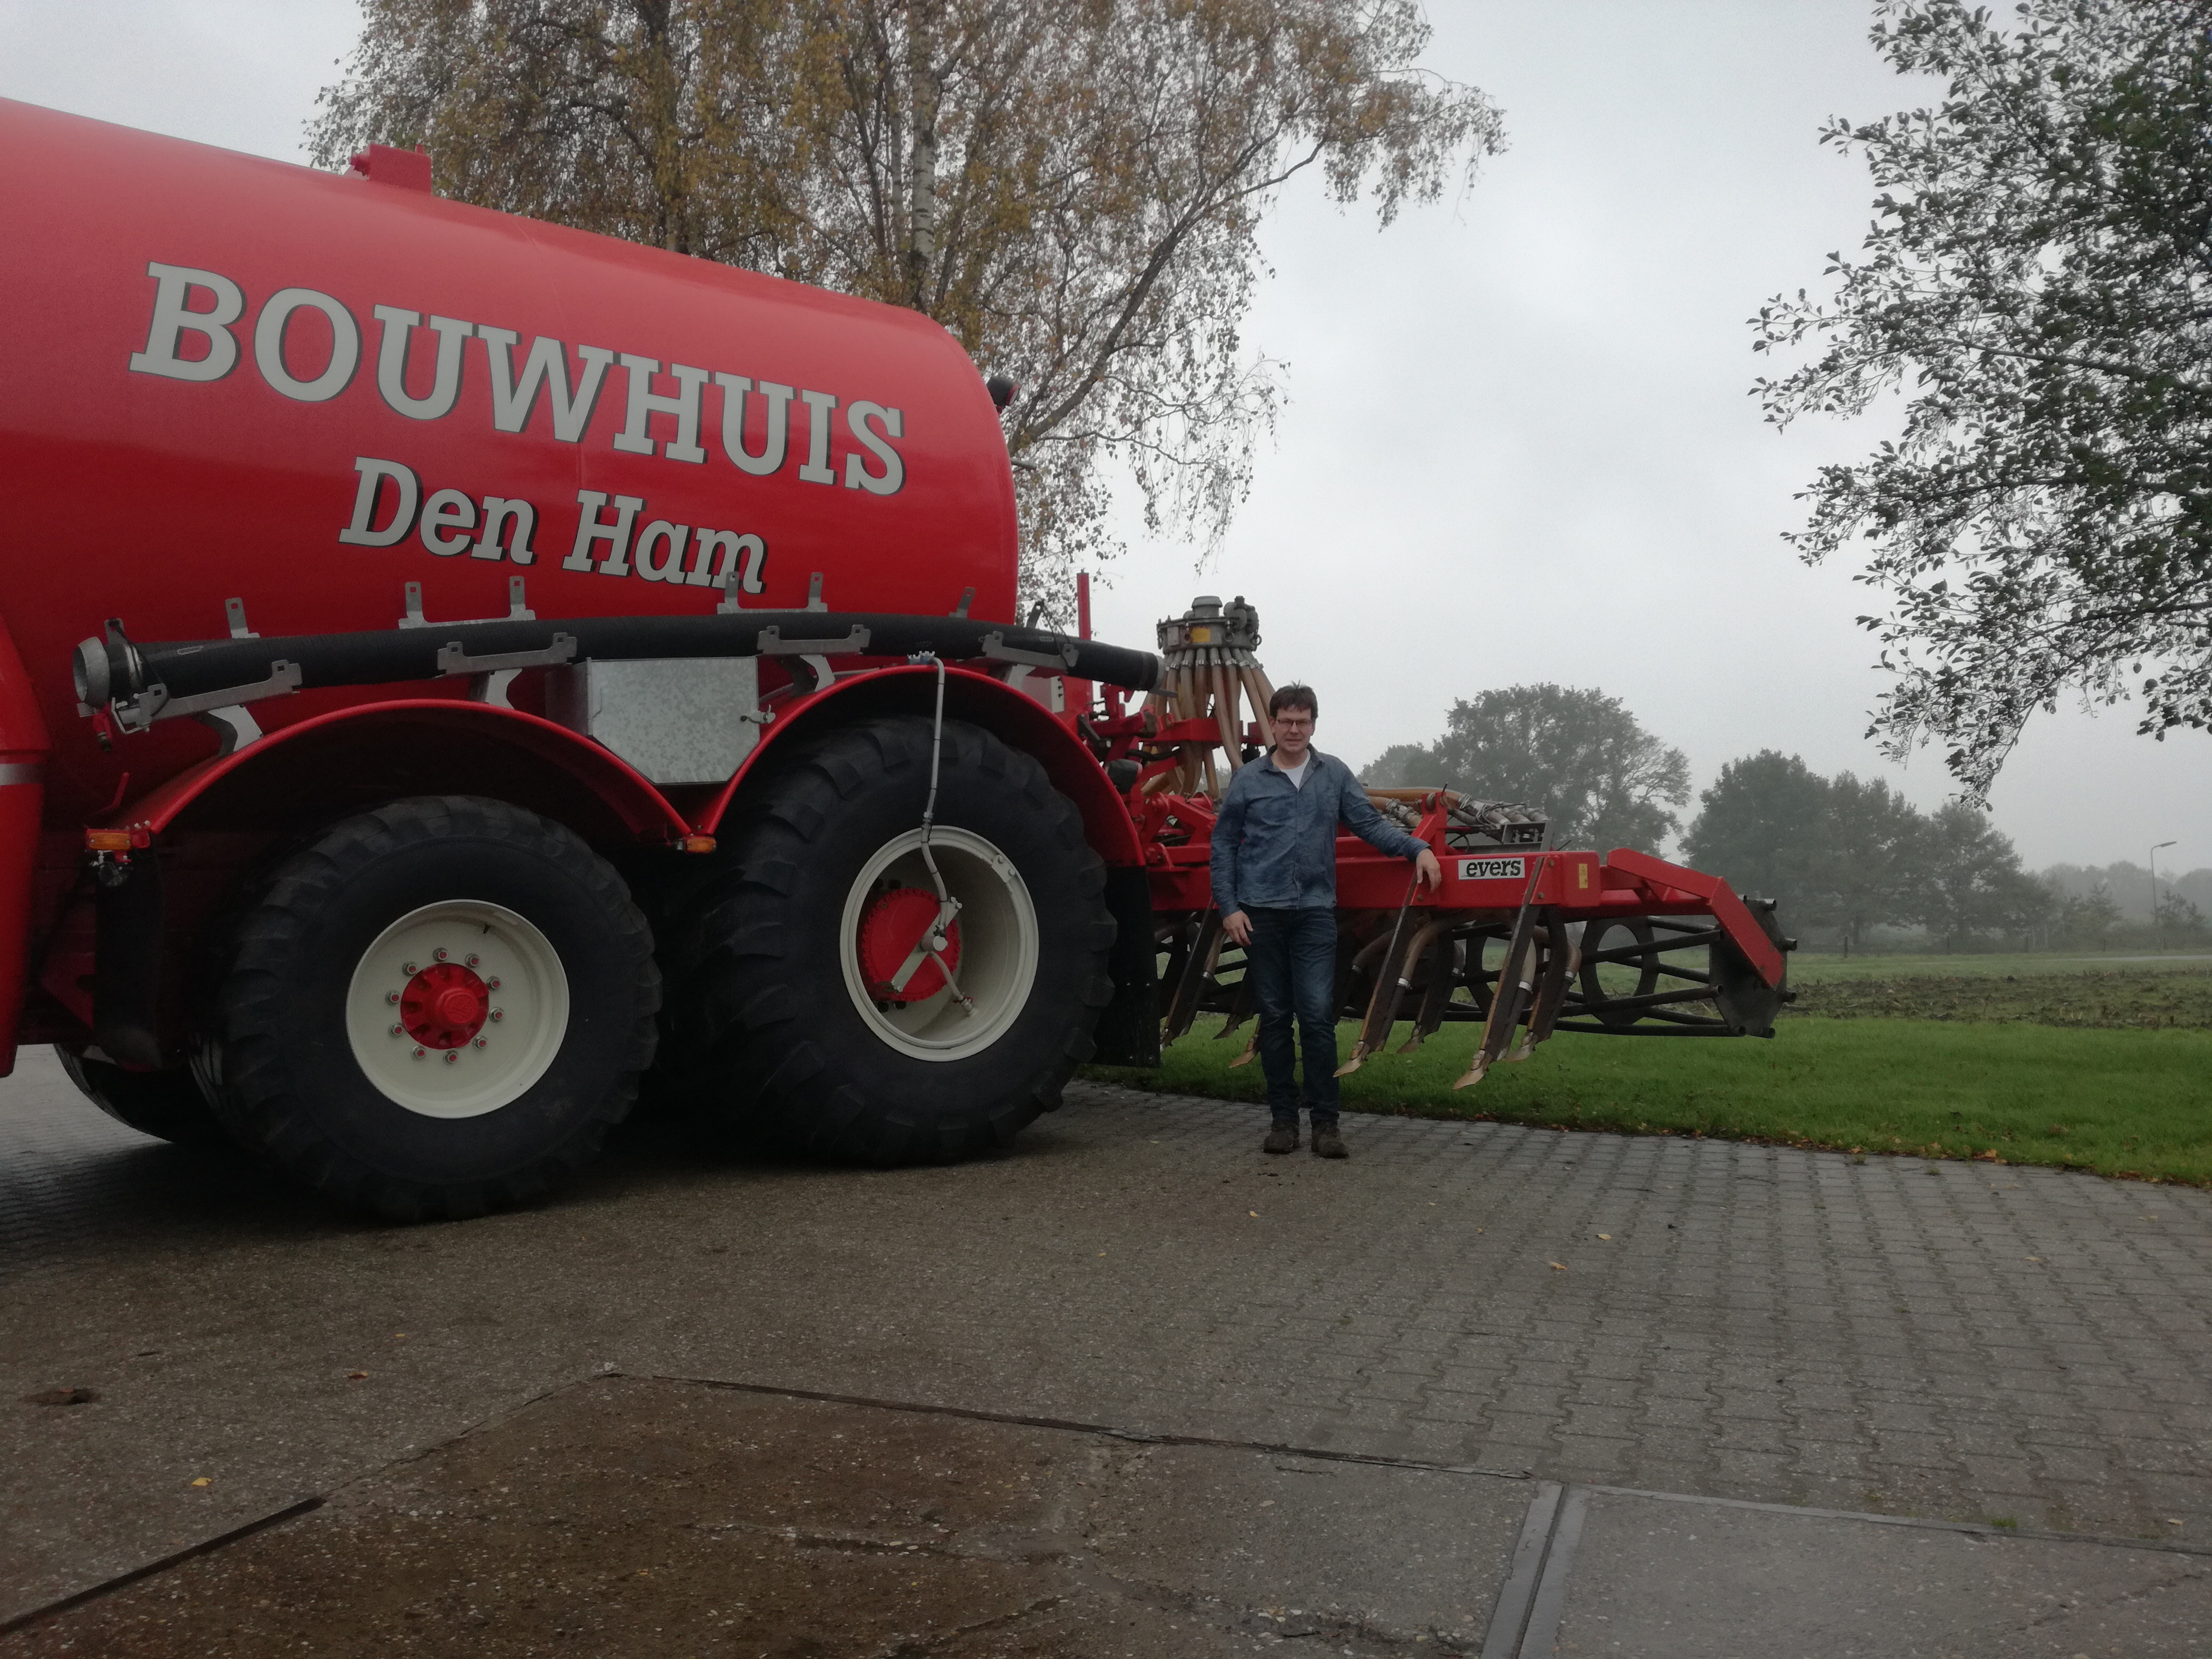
[906,652,970,1011]
[913,652,948,900]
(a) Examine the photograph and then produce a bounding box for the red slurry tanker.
[0,100,1790,1219]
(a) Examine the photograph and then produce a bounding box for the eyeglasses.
[1273,713,1314,729]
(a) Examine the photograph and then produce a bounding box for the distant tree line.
[1680,752,2046,952]
[2043,861,2212,945]
[1682,752,2211,954]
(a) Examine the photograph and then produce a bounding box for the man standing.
[1211,685,1442,1158]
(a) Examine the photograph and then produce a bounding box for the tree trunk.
[906,0,941,309]
[639,0,688,254]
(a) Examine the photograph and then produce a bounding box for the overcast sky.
[3,0,2203,872]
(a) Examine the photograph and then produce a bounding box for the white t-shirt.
[1277,756,1310,789]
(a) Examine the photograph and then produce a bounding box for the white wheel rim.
[838,827,1038,1062]
[344,900,569,1118]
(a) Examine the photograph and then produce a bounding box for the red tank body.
[0,98,1018,830]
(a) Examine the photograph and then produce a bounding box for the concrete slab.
[1545,1489,2212,1658]
[1,1375,1533,1657]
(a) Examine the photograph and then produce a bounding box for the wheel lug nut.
[403,961,418,975]
[443,1051,458,1065]
[487,977,501,990]
[489,1009,504,1022]
[473,1037,487,1049]
[386,991,399,1005]
[412,1046,425,1059]
[433,948,448,961]
[389,1024,402,1037]
[466,954,480,968]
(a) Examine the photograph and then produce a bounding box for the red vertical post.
[1068,572,1095,725]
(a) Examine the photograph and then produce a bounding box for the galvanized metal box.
[545,658,760,785]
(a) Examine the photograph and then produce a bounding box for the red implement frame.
[1122,773,1790,1074]
[1129,785,1784,985]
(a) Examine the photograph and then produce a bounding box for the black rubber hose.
[81,611,1162,707]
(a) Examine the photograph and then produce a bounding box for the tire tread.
[656,716,1109,1161]
[201,796,658,1221]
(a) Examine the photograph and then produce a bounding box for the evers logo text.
[1459,857,1527,882]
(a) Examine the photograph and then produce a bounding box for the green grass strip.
[1084,1017,2212,1185]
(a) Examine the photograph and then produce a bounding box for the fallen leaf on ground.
[190,1478,211,1488]
[347,1371,369,1380]
[1548,1262,1567,1271]
[24,1387,98,1406]
[1597,1234,1612,1241]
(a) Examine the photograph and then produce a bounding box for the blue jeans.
[1244,906,1339,1126]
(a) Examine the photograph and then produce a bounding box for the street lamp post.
[2151,841,2177,950]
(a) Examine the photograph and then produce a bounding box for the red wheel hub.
[400,962,491,1049]
[858,886,961,1003]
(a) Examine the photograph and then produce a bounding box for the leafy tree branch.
[1757,0,2212,799]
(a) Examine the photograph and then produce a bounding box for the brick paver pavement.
[1064,1085,2212,1541]
[5,1050,2211,1614]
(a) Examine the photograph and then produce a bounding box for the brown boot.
[1263,1124,1299,1154]
[1311,1125,1347,1159]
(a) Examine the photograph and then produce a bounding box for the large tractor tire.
[194,797,659,1221]
[58,1049,230,1147]
[657,715,1115,1162]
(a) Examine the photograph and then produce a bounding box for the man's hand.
[1222,909,1252,946]
[1415,848,1443,892]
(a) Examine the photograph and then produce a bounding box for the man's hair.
[1269,683,1318,720]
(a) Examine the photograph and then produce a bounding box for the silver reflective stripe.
[0,762,45,786]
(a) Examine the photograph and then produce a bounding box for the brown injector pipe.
[1151,596,1272,801]
[1213,664,1243,768]
[1244,692,1273,753]
[1506,919,1578,1063]
[1455,837,1556,1090]
[1353,904,1461,1060]
[1171,664,1197,792]
[1335,867,1425,1077]
[1396,928,1461,1052]
[1242,664,1277,747]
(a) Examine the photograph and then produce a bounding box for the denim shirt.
[1209,749,1426,912]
